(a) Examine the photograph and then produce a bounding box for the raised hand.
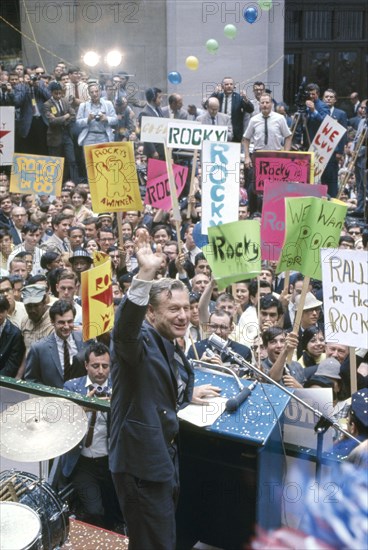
[135,234,165,280]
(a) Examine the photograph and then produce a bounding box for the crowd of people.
[0,61,367,548]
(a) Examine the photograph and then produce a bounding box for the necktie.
[224,96,228,115]
[58,100,64,115]
[211,116,215,125]
[63,240,69,252]
[173,346,186,408]
[84,411,97,448]
[264,116,269,145]
[74,83,79,99]
[63,339,72,381]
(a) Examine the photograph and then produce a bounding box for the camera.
[94,112,103,121]
[94,385,110,397]
[294,76,310,112]
[1,83,8,92]
[30,74,38,82]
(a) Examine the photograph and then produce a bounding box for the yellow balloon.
[185,56,199,71]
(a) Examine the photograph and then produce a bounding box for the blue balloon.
[168,71,182,85]
[192,222,209,249]
[243,6,258,23]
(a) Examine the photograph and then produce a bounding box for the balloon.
[192,222,209,249]
[206,39,219,54]
[243,6,258,23]
[224,24,237,39]
[258,0,272,10]
[185,56,199,71]
[168,71,182,85]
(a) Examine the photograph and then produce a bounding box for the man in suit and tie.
[321,88,348,197]
[197,97,233,141]
[13,74,51,155]
[43,82,79,183]
[187,309,252,374]
[211,76,254,142]
[138,87,165,160]
[110,240,194,550]
[161,94,188,120]
[61,342,123,531]
[8,206,27,246]
[25,299,86,388]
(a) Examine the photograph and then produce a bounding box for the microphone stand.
[206,334,359,481]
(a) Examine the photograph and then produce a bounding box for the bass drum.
[0,501,42,550]
[0,470,69,550]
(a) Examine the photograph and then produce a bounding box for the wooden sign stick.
[349,347,358,395]
[286,275,310,364]
[164,145,182,254]
[187,149,198,219]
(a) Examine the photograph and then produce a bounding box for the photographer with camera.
[13,71,51,155]
[76,83,117,147]
[304,82,330,142]
[61,342,124,532]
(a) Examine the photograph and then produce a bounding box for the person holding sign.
[242,93,292,213]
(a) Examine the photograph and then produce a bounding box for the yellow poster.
[10,154,64,196]
[85,141,143,213]
[81,255,114,341]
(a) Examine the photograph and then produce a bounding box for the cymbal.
[0,396,88,462]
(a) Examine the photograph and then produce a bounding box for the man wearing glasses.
[187,309,252,374]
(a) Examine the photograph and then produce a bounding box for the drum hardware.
[0,396,88,462]
[0,397,88,549]
[0,470,70,550]
[0,501,42,550]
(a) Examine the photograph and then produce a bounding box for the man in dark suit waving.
[211,76,254,142]
[110,239,194,550]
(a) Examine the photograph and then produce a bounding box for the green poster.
[276,197,347,280]
[203,220,261,289]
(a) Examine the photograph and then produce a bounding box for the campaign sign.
[10,153,64,196]
[254,150,314,192]
[261,181,327,262]
[321,248,368,348]
[201,141,241,234]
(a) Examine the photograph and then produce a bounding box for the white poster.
[309,114,346,183]
[0,107,15,165]
[321,248,368,348]
[283,388,335,451]
[167,122,227,150]
[140,116,197,144]
[201,141,240,235]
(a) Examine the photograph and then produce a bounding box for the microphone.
[208,333,229,354]
[225,380,258,412]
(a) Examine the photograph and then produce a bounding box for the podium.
[177,368,292,550]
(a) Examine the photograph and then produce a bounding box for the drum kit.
[0,396,88,550]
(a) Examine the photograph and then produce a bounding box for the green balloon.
[206,39,219,54]
[224,24,237,39]
[259,0,273,11]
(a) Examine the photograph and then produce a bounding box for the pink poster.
[254,151,314,192]
[261,181,327,262]
[144,159,188,211]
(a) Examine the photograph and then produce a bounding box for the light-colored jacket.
[76,98,117,145]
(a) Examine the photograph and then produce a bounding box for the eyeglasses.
[348,230,361,235]
[209,324,230,331]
